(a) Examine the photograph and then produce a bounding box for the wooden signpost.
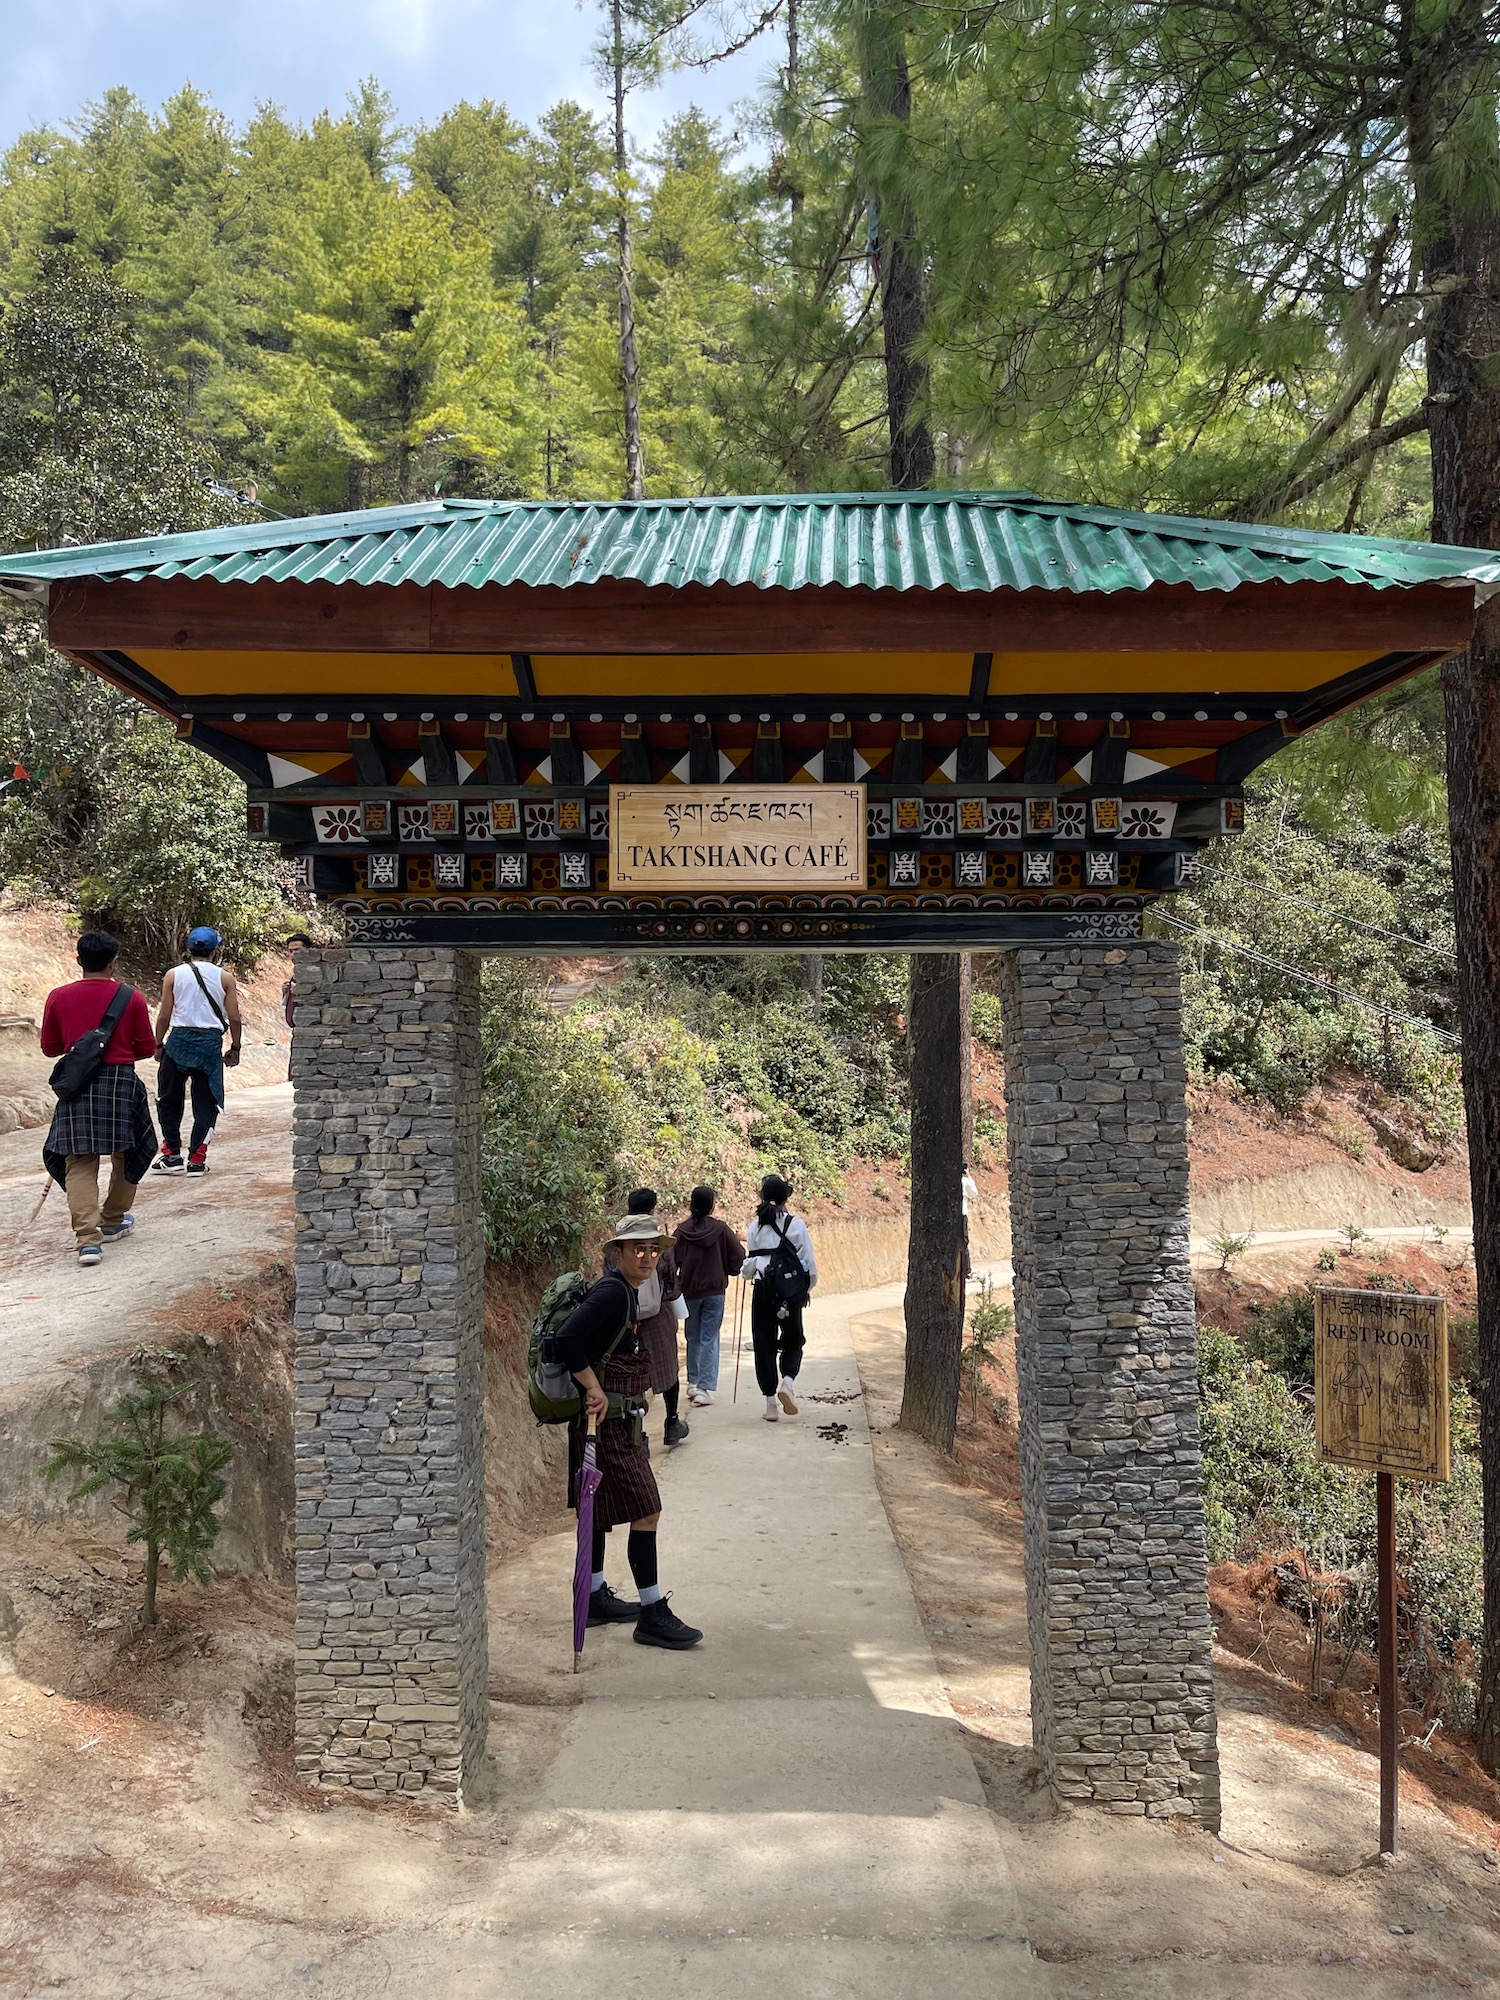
[1314,1286,1449,1856]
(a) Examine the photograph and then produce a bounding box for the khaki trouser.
[65,1154,137,1247]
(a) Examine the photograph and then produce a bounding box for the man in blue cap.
[150,926,242,1177]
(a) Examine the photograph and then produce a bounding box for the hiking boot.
[101,1213,134,1243]
[587,1581,639,1626]
[151,1148,185,1175]
[633,1596,703,1650]
[186,1146,210,1176]
[77,1244,103,1267]
[663,1415,690,1446]
[777,1385,799,1416]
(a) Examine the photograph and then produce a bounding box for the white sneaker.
[778,1382,799,1416]
[763,1396,780,1422]
[697,1389,715,1406]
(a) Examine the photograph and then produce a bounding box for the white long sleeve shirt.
[742,1209,818,1289]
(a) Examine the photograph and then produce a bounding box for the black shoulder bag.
[49,984,135,1102]
[186,960,230,1031]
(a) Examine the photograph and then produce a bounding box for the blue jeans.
[684,1293,726,1391]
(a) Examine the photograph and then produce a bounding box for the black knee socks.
[663,1382,679,1422]
[592,1522,608,1576]
[626,1528,659,1596]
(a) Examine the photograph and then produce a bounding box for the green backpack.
[526,1270,633,1424]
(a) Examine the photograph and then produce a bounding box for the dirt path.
[3,1276,1499,1997]
[0,1285,1038,1999]
[0,1083,293,1409]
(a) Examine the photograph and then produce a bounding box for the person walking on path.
[742,1173,817,1423]
[673,1185,745,1406]
[613,1186,690,1446]
[554,1213,704,1650]
[151,926,241,1178]
[39,929,158,1266]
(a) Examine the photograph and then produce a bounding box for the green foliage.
[1198,1310,1483,1723]
[1196,1323,1352,1564]
[42,1347,234,1626]
[961,1276,1014,1416]
[1164,771,1462,1131]
[0,248,288,959]
[479,952,919,1268]
[1240,1286,1316,1392]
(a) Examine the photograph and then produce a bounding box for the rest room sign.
[1314,1287,1449,1481]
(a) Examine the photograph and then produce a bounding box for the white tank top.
[170,959,228,1031]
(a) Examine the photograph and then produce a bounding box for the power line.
[1202,873,1455,959]
[1156,913,1462,1045]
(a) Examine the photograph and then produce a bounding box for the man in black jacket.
[555,1213,704,1650]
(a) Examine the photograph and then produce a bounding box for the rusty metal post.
[1377,1470,1399,1855]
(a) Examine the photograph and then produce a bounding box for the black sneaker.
[150,1149,185,1175]
[587,1581,639,1626]
[633,1595,703,1650]
[663,1415,690,1446]
[186,1145,210,1176]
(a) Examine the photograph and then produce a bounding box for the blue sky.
[1,0,779,153]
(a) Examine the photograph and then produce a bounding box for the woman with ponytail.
[741,1173,817,1422]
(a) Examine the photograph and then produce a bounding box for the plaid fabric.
[568,1349,661,1530]
[43,1064,157,1188]
[611,1244,681,1394]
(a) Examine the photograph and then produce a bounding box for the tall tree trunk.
[856,0,935,488]
[611,0,646,501]
[1414,25,1500,1774]
[857,1,964,1439]
[901,953,970,1451]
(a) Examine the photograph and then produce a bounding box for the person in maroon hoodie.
[39,930,158,1266]
[672,1185,745,1406]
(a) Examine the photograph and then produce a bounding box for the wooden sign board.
[609,783,866,892]
[1314,1287,1449,1482]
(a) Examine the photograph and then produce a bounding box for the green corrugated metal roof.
[2,491,1497,597]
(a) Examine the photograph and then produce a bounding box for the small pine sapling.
[1209,1230,1252,1275]
[961,1277,1015,1417]
[1339,1223,1368,1257]
[43,1348,234,1626]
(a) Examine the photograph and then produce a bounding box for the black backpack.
[49,983,135,1102]
[764,1215,812,1307]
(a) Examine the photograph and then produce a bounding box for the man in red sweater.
[40,930,158,1266]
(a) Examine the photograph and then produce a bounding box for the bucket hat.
[608,1213,669,1245]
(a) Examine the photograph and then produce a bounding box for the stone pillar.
[998,943,1220,1828]
[290,947,487,1803]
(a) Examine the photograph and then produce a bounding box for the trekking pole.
[732,1276,745,1403]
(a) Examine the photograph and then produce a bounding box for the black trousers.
[751,1280,805,1396]
[157,1051,219,1154]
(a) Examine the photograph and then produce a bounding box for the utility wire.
[1155,913,1462,1046]
[1203,873,1456,959]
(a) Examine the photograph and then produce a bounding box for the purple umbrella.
[572,1414,601,1671]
